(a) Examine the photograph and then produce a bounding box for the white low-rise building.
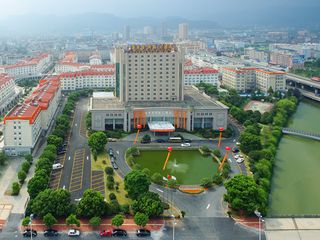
[60,70,115,90]
[4,76,61,155]
[0,53,51,78]
[0,74,23,116]
[184,68,219,86]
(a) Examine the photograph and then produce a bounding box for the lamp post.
[254,210,262,240]
[134,124,142,144]
[171,214,176,240]
[218,146,231,172]
[218,127,224,148]
[162,146,172,171]
[29,214,34,240]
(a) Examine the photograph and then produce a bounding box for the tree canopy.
[131,191,164,217]
[124,170,151,199]
[76,189,108,218]
[88,131,107,153]
[224,175,266,215]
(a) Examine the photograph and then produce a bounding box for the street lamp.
[254,210,262,240]
[171,214,176,240]
[29,214,34,240]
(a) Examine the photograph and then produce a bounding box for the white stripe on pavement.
[156,188,164,193]
[206,204,211,209]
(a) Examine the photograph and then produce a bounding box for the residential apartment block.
[0,74,21,115]
[0,53,52,78]
[3,76,61,155]
[222,67,286,93]
[184,68,219,86]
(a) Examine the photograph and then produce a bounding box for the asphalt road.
[58,98,91,200]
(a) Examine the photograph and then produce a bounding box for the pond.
[133,149,219,185]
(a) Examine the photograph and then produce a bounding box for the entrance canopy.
[148,121,175,132]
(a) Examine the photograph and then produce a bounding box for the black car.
[58,150,66,155]
[23,229,37,237]
[155,139,165,143]
[112,229,127,237]
[44,229,58,237]
[184,139,192,143]
[232,148,239,153]
[136,229,151,237]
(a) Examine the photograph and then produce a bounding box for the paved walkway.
[122,131,205,141]
[265,218,320,240]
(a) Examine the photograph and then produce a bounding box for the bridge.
[282,128,320,141]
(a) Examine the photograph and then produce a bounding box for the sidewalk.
[22,218,165,232]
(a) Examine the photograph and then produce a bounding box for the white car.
[52,163,63,170]
[236,158,244,163]
[234,155,239,159]
[68,229,80,237]
[181,143,191,147]
[236,142,240,146]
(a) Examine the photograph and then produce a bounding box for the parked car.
[44,229,58,237]
[184,139,192,143]
[141,140,150,144]
[108,149,114,156]
[236,158,244,163]
[112,162,118,170]
[52,163,63,170]
[136,229,151,237]
[107,138,117,142]
[100,229,112,237]
[232,148,239,153]
[23,229,37,237]
[110,157,115,163]
[181,143,191,147]
[155,139,165,143]
[68,229,80,237]
[57,150,66,155]
[112,229,127,237]
[236,142,240,146]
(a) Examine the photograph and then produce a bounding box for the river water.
[269,99,320,216]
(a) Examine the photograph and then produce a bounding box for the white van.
[52,163,63,170]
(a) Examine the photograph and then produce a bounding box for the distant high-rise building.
[178,23,188,40]
[161,22,168,38]
[124,25,130,41]
[143,26,153,36]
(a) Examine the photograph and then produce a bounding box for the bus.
[168,137,182,143]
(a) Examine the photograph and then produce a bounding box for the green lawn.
[92,153,131,205]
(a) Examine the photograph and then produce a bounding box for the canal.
[269,99,320,216]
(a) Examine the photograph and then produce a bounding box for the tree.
[66,214,80,227]
[22,217,31,227]
[224,175,266,215]
[0,152,7,165]
[22,161,31,173]
[212,174,223,185]
[239,132,262,154]
[111,214,124,227]
[18,170,27,184]
[32,189,73,218]
[89,216,101,227]
[44,144,57,154]
[134,212,149,227]
[200,178,213,188]
[25,154,33,164]
[47,135,63,148]
[43,213,57,228]
[40,150,56,163]
[12,182,20,195]
[212,149,221,158]
[52,129,65,139]
[131,192,164,217]
[142,168,151,178]
[27,175,49,199]
[56,114,70,128]
[105,167,114,175]
[35,158,52,175]
[151,172,163,185]
[76,189,107,218]
[141,134,151,143]
[127,146,140,156]
[124,170,151,199]
[88,131,107,153]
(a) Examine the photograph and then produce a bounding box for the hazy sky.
[1,0,319,21]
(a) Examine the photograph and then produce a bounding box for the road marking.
[228,158,232,163]
[156,188,164,193]
[75,123,77,127]
[63,185,65,190]
[206,204,211,209]
[116,151,119,155]
[68,156,71,161]
[87,155,89,161]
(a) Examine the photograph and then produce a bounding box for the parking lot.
[91,170,105,196]
[49,153,66,189]
[79,113,87,137]
[69,148,85,192]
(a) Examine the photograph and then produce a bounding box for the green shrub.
[105,167,114,175]
[109,193,117,200]
[18,170,27,184]
[107,175,114,183]
[22,161,31,173]
[12,182,20,195]
[151,172,163,185]
[200,178,213,188]
[107,181,114,190]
